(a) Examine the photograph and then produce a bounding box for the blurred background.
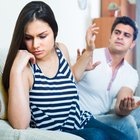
[0,0,140,95]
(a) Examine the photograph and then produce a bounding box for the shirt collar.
[105,48,124,67]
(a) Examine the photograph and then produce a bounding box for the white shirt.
[76,48,139,115]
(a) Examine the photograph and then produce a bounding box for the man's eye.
[114,31,120,35]
[124,33,131,38]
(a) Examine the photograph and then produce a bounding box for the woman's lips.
[34,50,43,55]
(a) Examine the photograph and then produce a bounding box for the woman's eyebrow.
[24,31,48,36]
[38,31,48,36]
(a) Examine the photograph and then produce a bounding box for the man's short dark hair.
[111,16,138,40]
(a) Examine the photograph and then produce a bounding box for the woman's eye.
[25,36,32,40]
[40,35,46,39]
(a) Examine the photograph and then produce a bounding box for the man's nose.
[117,33,124,39]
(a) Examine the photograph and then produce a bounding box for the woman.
[2,1,130,140]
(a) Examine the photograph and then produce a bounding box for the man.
[76,16,140,139]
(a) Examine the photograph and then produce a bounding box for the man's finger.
[92,61,101,69]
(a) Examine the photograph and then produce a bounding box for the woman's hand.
[11,50,36,74]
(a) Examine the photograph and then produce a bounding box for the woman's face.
[24,20,55,60]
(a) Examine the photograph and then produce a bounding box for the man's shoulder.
[123,60,137,72]
[122,60,138,79]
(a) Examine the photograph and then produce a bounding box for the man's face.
[109,23,135,55]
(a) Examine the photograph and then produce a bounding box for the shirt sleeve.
[123,69,139,93]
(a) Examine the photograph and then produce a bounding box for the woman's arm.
[8,50,35,129]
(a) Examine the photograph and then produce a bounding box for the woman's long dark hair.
[2,1,58,92]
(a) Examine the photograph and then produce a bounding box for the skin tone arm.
[59,24,100,82]
[115,87,140,116]
[72,23,100,81]
[8,50,35,129]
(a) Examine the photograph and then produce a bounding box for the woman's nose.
[33,38,39,48]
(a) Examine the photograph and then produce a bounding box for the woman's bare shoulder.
[56,42,71,66]
[56,42,68,51]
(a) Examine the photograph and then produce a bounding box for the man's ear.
[130,40,136,49]
[108,38,111,44]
